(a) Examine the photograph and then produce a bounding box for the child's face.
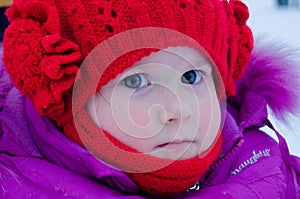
[86,47,221,160]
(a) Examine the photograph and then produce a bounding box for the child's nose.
[157,87,193,125]
[160,105,192,125]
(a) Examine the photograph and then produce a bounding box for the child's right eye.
[181,70,203,85]
[122,73,150,89]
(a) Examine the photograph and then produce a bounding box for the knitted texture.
[126,136,222,196]
[3,0,253,144]
[75,108,223,196]
[3,0,253,196]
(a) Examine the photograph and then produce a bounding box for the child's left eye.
[122,73,150,89]
[181,70,203,84]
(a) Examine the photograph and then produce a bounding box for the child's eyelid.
[119,73,151,88]
[197,64,212,76]
[119,72,140,84]
[122,72,147,80]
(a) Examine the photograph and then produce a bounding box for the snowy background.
[243,0,300,156]
[244,0,300,50]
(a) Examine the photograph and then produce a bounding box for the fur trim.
[235,38,300,121]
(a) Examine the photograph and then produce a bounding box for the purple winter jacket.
[1,43,300,199]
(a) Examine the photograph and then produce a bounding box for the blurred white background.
[243,0,300,156]
[244,0,300,49]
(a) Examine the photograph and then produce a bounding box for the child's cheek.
[194,82,221,152]
[127,96,164,137]
[128,100,152,127]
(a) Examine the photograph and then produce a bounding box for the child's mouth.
[156,140,194,151]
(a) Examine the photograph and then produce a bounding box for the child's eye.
[122,73,150,89]
[181,70,203,84]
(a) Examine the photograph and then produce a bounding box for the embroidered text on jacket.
[231,149,271,175]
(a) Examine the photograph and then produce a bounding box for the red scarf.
[124,136,222,196]
[76,110,222,196]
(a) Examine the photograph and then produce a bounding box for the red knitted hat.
[3,0,253,196]
[3,0,253,144]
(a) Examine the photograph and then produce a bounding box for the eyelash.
[122,70,204,89]
[122,73,150,89]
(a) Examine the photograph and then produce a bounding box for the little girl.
[1,0,300,198]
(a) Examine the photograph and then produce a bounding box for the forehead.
[132,46,212,69]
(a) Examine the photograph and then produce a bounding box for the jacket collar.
[25,98,140,193]
[222,91,268,154]
[25,90,269,193]
[235,91,268,132]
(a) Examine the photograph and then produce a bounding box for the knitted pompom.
[224,0,254,96]
[3,0,82,123]
[231,1,254,80]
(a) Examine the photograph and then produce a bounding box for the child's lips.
[155,140,195,151]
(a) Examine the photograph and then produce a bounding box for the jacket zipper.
[188,138,245,191]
